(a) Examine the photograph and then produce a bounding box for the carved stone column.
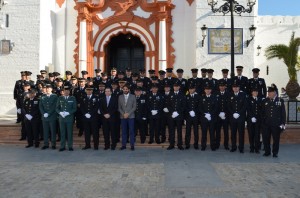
[157,7,168,71]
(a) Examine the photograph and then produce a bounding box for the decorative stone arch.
[93,22,156,73]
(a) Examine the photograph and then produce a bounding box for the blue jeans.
[121,118,135,147]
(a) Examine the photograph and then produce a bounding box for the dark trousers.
[24,119,39,146]
[21,114,26,139]
[185,118,199,146]
[263,125,281,155]
[116,115,121,141]
[216,118,229,148]
[230,119,245,151]
[247,121,260,151]
[201,120,216,149]
[102,118,116,148]
[75,109,84,132]
[135,118,146,143]
[121,118,135,147]
[83,119,99,148]
[149,117,161,143]
[160,113,170,142]
[169,119,183,147]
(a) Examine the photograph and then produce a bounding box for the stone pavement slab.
[0,145,299,198]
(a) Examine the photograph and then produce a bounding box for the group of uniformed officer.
[14,66,286,157]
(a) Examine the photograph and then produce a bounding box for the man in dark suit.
[185,85,200,150]
[134,87,148,144]
[227,83,247,153]
[167,83,186,150]
[80,87,100,150]
[262,87,286,158]
[199,85,218,151]
[118,84,137,150]
[22,89,40,148]
[100,87,118,150]
[247,88,263,153]
[248,68,267,98]
[233,66,249,95]
[215,81,230,150]
[148,84,163,144]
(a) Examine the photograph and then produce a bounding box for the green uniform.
[39,94,58,147]
[56,96,77,149]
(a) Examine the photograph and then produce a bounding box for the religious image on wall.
[208,28,243,54]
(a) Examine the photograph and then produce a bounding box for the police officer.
[22,89,40,148]
[199,84,218,151]
[215,81,230,150]
[176,69,188,94]
[161,83,172,143]
[164,68,177,90]
[134,87,148,143]
[93,69,102,89]
[262,87,286,158]
[203,69,218,93]
[56,86,77,151]
[167,83,186,150]
[233,66,249,94]
[139,69,151,90]
[39,84,58,150]
[148,84,163,144]
[227,83,247,153]
[188,68,202,95]
[185,85,200,150]
[63,71,73,87]
[248,68,267,98]
[219,69,233,92]
[81,86,100,150]
[14,71,27,123]
[247,88,263,153]
[81,70,88,79]
[73,78,87,137]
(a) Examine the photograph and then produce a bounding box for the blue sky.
[258,0,300,16]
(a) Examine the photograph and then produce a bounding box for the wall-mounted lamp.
[246,25,256,47]
[201,25,208,47]
[257,45,261,56]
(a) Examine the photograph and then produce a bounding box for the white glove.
[172,111,179,118]
[151,110,158,116]
[205,113,211,121]
[142,117,147,120]
[219,112,225,119]
[189,111,195,117]
[163,108,169,113]
[25,114,32,120]
[97,109,101,114]
[59,112,65,118]
[251,117,257,123]
[280,124,286,130]
[44,113,49,118]
[85,113,91,118]
[64,112,70,116]
[17,108,21,114]
[233,113,240,119]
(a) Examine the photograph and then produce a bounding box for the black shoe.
[263,152,271,157]
[255,150,260,154]
[156,141,161,144]
[78,130,83,137]
[59,148,65,152]
[148,140,153,144]
[141,141,145,144]
[111,147,115,150]
[82,146,91,150]
[239,150,244,153]
[131,146,135,151]
[211,148,216,151]
[25,145,33,148]
[167,146,174,150]
[215,145,220,150]
[224,146,229,150]
[161,139,166,143]
[69,148,73,151]
[194,145,199,150]
[41,146,49,150]
[178,146,184,150]
[94,147,98,150]
[273,154,278,158]
[230,148,236,152]
[35,144,39,148]
[104,147,109,150]
[16,120,21,123]
[19,138,26,141]
[201,147,206,151]
[185,145,190,150]
[250,149,254,153]
[120,146,126,150]
[51,146,56,150]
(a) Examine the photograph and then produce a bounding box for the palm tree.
[265,32,300,100]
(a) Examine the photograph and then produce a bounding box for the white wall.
[0,0,40,115]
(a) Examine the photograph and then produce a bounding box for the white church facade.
[0,0,299,115]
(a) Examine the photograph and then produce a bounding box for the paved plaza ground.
[0,144,299,198]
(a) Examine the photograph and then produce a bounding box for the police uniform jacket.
[247,96,263,122]
[148,93,164,119]
[216,91,229,114]
[227,91,247,120]
[56,95,77,122]
[168,92,186,120]
[16,91,29,109]
[135,95,148,120]
[248,78,267,98]
[176,78,188,94]
[262,97,286,127]
[233,76,248,94]
[39,94,58,121]
[73,87,87,105]
[80,95,100,121]
[22,97,40,120]
[185,93,200,120]
[198,94,219,121]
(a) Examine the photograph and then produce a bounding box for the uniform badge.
[34,101,38,104]
[265,102,268,106]
[259,81,262,85]
[92,98,96,102]
[231,97,233,100]
[278,101,281,106]
[203,99,205,101]
[141,100,145,103]
[156,96,160,100]
[149,96,152,99]
[187,97,189,100]
[182,81,185,85]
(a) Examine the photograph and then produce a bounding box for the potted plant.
[265,32,300,100]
